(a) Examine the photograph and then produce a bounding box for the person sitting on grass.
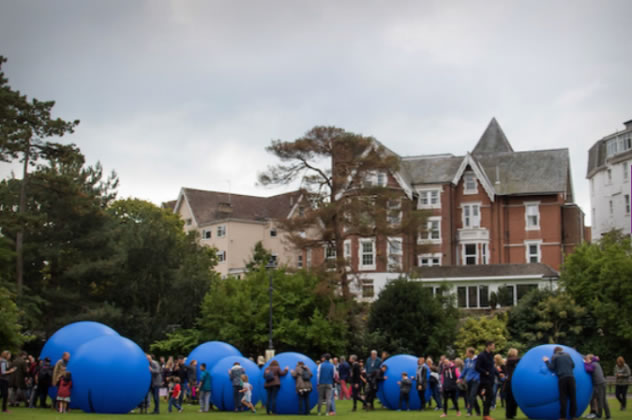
[238,374,256,413]
[397,372,412,411]
[168,377,183,413]
[56,371,72,414]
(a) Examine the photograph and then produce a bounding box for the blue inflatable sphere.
[39,321,119,403]
[512,344,592,420]
[187,341,242,381]
[67,335,150,414]
[210,356,262,411]
[259,352,318,414]
[376,354,422,410]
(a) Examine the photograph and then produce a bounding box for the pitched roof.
[472,118,514,155]
[415,263,559,280]
[161,200,177,211]
[177,188,301,226]
[400,154,464,185]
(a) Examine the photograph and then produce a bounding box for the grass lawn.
[4,398,628,420]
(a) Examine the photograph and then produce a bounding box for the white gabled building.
[587,119,632,239]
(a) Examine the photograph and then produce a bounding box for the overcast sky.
[2,0,632,225]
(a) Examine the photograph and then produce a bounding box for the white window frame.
[325,244,336,260]
[217,224,226,237]
[387,237,403,271]
[366,171,388,187]
[462,203,481,228]
[419,216,441,244]
[463,172,478,194]
[297,254,303,268]
[462,243,479,265]
[623,162,629,181]
[306,248,312,267]
[625,194,631,215]
[417,188,441,209]
[361,279,375,298]
[387,200,402,225]
[524,240,542,263]
[358,238,376,271]
[218,250,226,262]
[481,243,488,264]
[201,229,212,240]
[607,168,612,184]
[524,202,540,231]
[418,253,441,267]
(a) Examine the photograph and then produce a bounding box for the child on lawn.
[57,371,72,413]
[169,377,183,413]
[397,372,412,411]
[239,374,256,413]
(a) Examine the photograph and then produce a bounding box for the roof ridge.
[472,118,514,155]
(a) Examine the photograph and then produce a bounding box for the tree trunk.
[16,137,31,296]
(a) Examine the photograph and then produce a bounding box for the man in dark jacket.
[147,354,162,414]
[476,341,496,420]
[36,358,53,408]
[544,347,576,420]
[349,355,367,411]
[416,357,428,411]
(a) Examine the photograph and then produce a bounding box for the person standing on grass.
[584,354,610,420]
[147,354,162,414]
[338,356,351,400]
[461,348,481,416]
[239,374,256,413]
[475,341,496,420]
[229,362,245,412]
[317,353,335,416]
[168,377,183,413]
[397,372,413,411]
[349,355,367,411]
[614,357,631,411]
[416,357,429,411]
[264,360,289,415]
[292,361,313,415]
[0,351,16,413]
[504,349,520,420]
[197,363,212,413]
[440,358,461,418]
[428,358,443,410]
[56,371,72,413]
[543,346,576,420]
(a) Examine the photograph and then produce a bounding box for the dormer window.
[464,172,477,194]
[365,171,387,187]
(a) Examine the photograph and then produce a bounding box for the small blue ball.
[512,344,592,420]
[67,335,150,414]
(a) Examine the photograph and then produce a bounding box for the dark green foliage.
[367,278,458,358]
[196,269,348,359]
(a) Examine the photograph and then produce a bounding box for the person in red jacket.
[56,371,72,413]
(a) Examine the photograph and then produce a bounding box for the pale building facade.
[587,119,632,239]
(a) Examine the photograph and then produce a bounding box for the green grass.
[4,399,629,420]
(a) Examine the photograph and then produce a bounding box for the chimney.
[495,166,501,185]
[624,119,632,131]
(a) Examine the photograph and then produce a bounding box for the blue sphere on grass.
[377,354,422,410]
[512,344,592,420]
[67,335,150,414]
[39,321,119,403]
[187,341,242,381]
[210,355,262,411]
[259,352,318,414]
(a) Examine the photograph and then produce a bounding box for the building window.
[218,250,226,262]
[201,229,212,239]
[517,284,538,301]
[464,243,477,265]
[626,137,632,150]
[306,249,312,267]
[270,228,277,237]
[607,169,612,183]
[325,244,336,260]
[609,200,613,215]
[387,237,403,271]
[343,239,351,259]
[525,202,540,230]
[625,195,631,214]
[377,172,387,187]
[624,163,629,181]
[270,254,278,265]
[498,285,515,306]
[418,253,441,267]
[525,240,542,263]
[359,238,376,270]
[420,217,441,243]
[468,286,478,308]
[479,285,489,307]
[457,286,467,308]
[418,189,440,208]
[186,218,192,226]
[607,139,618,156]
[362,279,374,298]
[462,203,481,228]
[387,200,402,225]
[217,225,226,237]
[297,255,303,268]
[481,243,488,264]
[464,172,477,194]
[366,171,387,187]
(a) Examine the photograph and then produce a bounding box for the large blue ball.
[67,335,150,414]
[187,341,242,381]
[259,352,318,414]
[210,356,262,411]
[512,344,592,420]
[39,321,119,403]
[377,354,422,410]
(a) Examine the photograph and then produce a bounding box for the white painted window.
[387,237,403,271]
[325,244,336,260]
[362,279,374,298]
[456,285,489,308]
[377,172,387,187]
[201,229,212,239]
[387,200,402,225]
[525,240,542,263]
[297,255,303,268]
[525,202,540,230]
[607,168,612,183]
[607,139,618,156]
[481,243,488,264]
[186,218,192,226]
[420,217,441,243]
[306,249,312,267]
[464,243,478,265]
[464,172,477,194]
[343,239,351,259]
[462,203,481,228]
[218,250,226,262]
[418,253,441,267]
[623,163,629,181]
[270,228,277,237]
[366,171,387,187]
[358,238,376,270]
[418,189,440,209]
[626,195,630,214]
[217,225,226,237]
[609,200,613,215]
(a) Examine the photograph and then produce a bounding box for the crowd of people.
[0,346,629,417]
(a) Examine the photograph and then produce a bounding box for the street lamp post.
[265,258,277,361]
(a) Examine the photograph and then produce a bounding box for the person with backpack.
[36,358,53,408]
[440,358,461,417]
[291,361,313,415]
[264,360,288,415]
[428,358,443,410]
